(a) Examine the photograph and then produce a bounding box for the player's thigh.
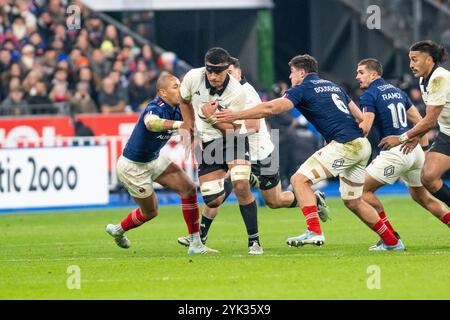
[155,162,195,195]
[363,172,385,193]
[422,151,450,180]
[296,150,334,185]
[116,155,154,198]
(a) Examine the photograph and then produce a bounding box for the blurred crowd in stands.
[0,0,445,184]
[0,0,186,116]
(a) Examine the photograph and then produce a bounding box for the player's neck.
[423,64,437,79]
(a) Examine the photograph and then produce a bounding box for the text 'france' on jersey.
[284,73,363,143]
[360,78,412,139]
[123,97,183,163]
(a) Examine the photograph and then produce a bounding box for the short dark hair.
[358,58,383,76]
[288,54,319,73]
[410,40,448,64]
[205,47,232,65]
[156,71,176,91]
[229,57,241,69]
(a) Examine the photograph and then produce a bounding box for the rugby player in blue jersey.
[356,58,450,250]
[216,54,404,250]
[105,72,218,254]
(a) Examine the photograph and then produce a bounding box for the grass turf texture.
[0,196,449,300]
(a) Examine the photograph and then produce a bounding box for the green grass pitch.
[0,196,449,300]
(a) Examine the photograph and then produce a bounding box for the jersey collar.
[156,96,178,109]
[304,73,320,82]
[369,77,385,89]
[420,64,439,90]
[205,74,231,96]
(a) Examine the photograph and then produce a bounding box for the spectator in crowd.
[19,44,35,73]
[70,81,98,114]
[27,80,53,114]
[49,82,70,104]
[98,77,126,114]
[128,71,152,112]
[0,84,29,116]
[90,48,111,79]
[78,66,100,105]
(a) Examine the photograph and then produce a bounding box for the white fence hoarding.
[0,146,109,210]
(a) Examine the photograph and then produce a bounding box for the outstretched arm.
[215,97,294,123]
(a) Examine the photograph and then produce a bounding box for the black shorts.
[430,132,450,157]
[197,135,250,177]
[251,153,280,190]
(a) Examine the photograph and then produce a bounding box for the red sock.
[182,194,200,234]
[378,211,395,233]
[371,219,398,245]
[441,212,450,228]
[302,206,322,235]
[120,207,150,231]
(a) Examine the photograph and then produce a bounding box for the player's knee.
[265,199,280,209]
[290,173,309,186]
[343,198,361,212]
[232,179,250,196]
[200,179,225,208]
[421,171,438,190]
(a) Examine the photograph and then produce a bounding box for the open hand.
[378,135,401,150]
[215,109,238,123]
[400,136,419,155]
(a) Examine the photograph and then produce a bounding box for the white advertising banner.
[0,146,109,210]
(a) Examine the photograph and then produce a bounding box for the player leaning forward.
[105,72,217,254]
[380,41,450,228]
[180,47,263,254]
[216,54,404,250]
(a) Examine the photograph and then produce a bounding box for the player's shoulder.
[430,67,450,83]
[182,67,205,83]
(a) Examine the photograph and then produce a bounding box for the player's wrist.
[399,132,410,144]
[172,121,183,129]
[421,144,430,151]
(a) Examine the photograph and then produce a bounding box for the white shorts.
[116,155,172,198]
[297,137,372,200]
[366,144,424,187]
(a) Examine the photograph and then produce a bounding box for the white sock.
[189,232,202,246]
[114,224,124,235]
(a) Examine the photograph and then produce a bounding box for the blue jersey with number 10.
[284,73,363,143]
[360,78,412,139]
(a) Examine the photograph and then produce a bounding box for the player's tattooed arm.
[144,113,183,132]
[406,106,429,148]
[215,98,294,122]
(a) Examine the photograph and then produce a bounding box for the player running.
[216,54,404,251]
[356,58,450,249]
[379,40,450,229]
[177,57,329,250]
[179,47,263,254]
[105,72,217,254]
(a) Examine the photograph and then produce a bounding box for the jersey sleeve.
[243,85,262,110]
[427,75,449,106]
[146,105,163,118]
[401,90,413,110]
[283,86,303,106]
[180,69,195,102]
[359,91,376,113]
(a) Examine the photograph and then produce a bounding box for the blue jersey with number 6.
[284,73,363,143]
[360,78,412,139]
